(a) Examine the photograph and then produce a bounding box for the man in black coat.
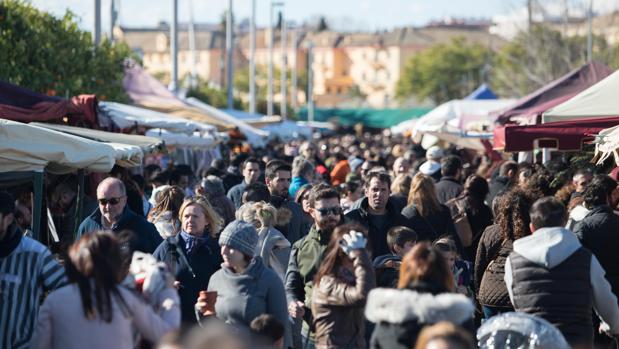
[486,161,517,209]
[345,171,411,257]
[574,175,619,299]
[435,155,463,204]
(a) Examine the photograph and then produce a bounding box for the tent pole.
[32,172,44,241]
[74,170,85,242]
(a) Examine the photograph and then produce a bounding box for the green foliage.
[396,37,491,104]
[186,80,244,109]
[491,24,619,97]
[0,0,134,101]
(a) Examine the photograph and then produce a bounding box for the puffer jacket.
[311,250,376,349]
[474,224,514,309]
[365,283,475,349]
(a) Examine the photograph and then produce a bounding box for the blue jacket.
[77,206,163,254]
[289,176,309,198]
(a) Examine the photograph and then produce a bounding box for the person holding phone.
[311,224,376,349]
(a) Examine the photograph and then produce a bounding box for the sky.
[28,0,619,34]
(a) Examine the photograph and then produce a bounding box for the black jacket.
[373,254,401,288]
[435,176,463,204]
[345,198,412,257]
[486,176,512,209]
[365,283,475,349]
[574,205,619,300]
[153,233,222,324]
[270,195,310,244]
[77,206,162,254]
[401,204,457,243]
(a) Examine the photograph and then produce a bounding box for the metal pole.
[110,0,117,42]
[587,0,593,62]
[170,0,179,94]
[280,13,287,120]
[32,172,44,241]
[93,0,101,45]
[249,0,256,114]
[226,0,234,109]
[74,170,84,242]
[291,28,298,111]
[307,42,314,129]
[267,2,274,116]
[188,0,197,88]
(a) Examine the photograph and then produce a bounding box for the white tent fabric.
[593,125,619,165]
[412,99,516,143]
[184,97,268,147]
[544,70,619,123]
[261,121,313,141]
[98,101,216,134]
[391,118,418,135]
[145,128,216,148]
[0,119,115,174]
[107,142,144,167]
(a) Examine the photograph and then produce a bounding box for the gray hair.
[292,157,314,178]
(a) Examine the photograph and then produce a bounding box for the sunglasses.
[98,196,125,206]
[316,206,341,216]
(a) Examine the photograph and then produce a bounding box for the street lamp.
[249,0,256,114]
[268,1,284,116]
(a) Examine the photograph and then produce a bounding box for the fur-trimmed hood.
[365,288,474,325]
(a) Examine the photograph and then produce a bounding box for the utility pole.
[291,27,298,111]
[226,0,234,109]
[249,0,256,114]
[110,0,118,42]
[307,41,314,129]
[280,14,287,120]
[527,0,533,32]
[188,0,198,88]
[170,0,179,94]
[268,2,283,116]
[93,0,101,45]
[587,0,594,62]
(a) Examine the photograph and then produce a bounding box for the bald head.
[97,177,127,226]
[98,177,126,196]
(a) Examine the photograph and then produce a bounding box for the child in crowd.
[373,226,418,287]
[433,237,473,296]
[250,314,285,349]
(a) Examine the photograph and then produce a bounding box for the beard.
[318,216,340,234]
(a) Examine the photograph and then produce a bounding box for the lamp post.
[170,0,178,94]
[280,14,287,120]
[249,0,256,114]
[226,0,234,109]
[268,1,284,116]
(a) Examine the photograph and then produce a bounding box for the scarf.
[180,230,209,255]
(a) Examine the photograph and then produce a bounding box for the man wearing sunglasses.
[285,185,342,349]
[77,177,163,254]
[345,171,412,257]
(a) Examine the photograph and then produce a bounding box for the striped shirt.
[0,236,66,349]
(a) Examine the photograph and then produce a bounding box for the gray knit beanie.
[218,220,258,257]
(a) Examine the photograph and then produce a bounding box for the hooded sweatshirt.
[504,227,619,342]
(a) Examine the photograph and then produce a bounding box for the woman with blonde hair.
[402,173,457,243]
[154,196,223,325]
[236,201,291,281]
[148,185,185,239]
[365,243,474,349]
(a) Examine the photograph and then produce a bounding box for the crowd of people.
[3,130,619,349]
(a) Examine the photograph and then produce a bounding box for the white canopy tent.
[0,119,116,174]
[184,97,268,147]
[411,99,515,150]
[98,101,217,134]
[261,121,313,141]
[544,70,619,124]
[145,128,216,148]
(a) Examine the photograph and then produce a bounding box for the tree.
[0,1,134,101]
[186,78,244,110]
[396,37,491,104]
[491,24,619,97]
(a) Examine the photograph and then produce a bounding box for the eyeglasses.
[316,206,341,216]
[98,196,125,206]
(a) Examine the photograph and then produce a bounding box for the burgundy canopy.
[0,81,97,126]
[493,116,619,152]
[496,61,613,124]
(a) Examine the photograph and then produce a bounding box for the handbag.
[451,199,474,248]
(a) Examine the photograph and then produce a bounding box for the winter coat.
[30,284,180,349]
[207,257,292,349]
[573,205,619,300]
[435,176,463,204]
[153,233,222,324]
[289,176,309,199]
[330,160,350,186]
[446,196,493,260]
[505,227,619,347]
[365,284,475,349]
[255,226,291,282]
[486,176,511,209]
[227,181,248,209]
[474,224,513,309]
[270,195,310,244]
[401,204,457,244]
[311,250,376,349]
[77,206,163,254]
[345,198,412,257]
